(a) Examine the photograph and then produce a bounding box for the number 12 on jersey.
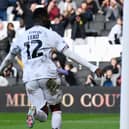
[24,40,43,59]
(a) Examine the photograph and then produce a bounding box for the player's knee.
[35,110,48,122]
[35,103,48,122]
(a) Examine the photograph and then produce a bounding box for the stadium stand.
[0,0,123,87]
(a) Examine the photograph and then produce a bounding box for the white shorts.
[25,78,63,110]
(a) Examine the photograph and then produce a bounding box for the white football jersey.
[10,25,68,82]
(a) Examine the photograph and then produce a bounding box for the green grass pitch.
[0,113,119,129]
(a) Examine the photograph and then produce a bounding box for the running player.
[0,7,102,129]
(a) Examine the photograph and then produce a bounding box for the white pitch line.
[62,120,119,124]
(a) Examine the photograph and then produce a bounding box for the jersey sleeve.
[53,32,69,52]
[10,38,21,56]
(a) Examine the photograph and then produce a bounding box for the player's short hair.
[32,7,50,28]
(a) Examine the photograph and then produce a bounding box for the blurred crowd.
[0,0,123,87]
[0,0,123,37]
[84,56,121,87]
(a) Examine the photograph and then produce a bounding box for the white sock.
[51,111,62,129]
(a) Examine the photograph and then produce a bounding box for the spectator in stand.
[62,3,75,38]
[102,57,121,74]
[58,0,77,15]
[117,0,123,17]
[69,7,86,40]
[94,0,104,13]
[0,0,8,20]
[50,14,68,37]
[2,63,18,78]
[80,1,93,22]
[0,22,16,63]
[100,57,121,87]
[69,1,95,39]
[7,22,16,44]
[47,0,60,23]
[11,1,24,20]
[101,0,110,16]
[2,62,19,85]
[85,0,99,15]
[57,62,78,86]
[108,17,123,44]
[101,69,114,87]
[0,22,10,63]
[101,0,121,21]
[51,49,78,86]
[85,56,121,87]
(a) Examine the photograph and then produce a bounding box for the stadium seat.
[104,20,116,31]
[85,21,105,36]
[94,14,105,22]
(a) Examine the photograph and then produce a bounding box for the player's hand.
[95,68,102,77]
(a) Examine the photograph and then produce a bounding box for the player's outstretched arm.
[62,47,102,77]
[0,53,15,74]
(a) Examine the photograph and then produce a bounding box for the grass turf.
[0,113,119,129]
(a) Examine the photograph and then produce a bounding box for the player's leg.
[41,78,63,129]
[25,80,48,128]
[35,102,48,122]
[50,104,62,129]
